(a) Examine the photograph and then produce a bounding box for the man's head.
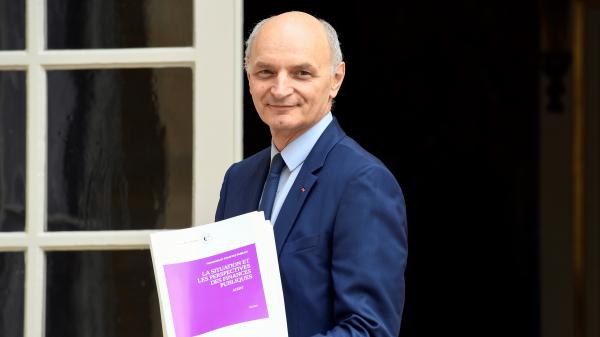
[244,11,346,150]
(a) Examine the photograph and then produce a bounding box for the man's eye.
[256,70,274,77]
[295,70,311,78]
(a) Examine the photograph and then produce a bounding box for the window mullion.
[26,0,44,54]
[24,64,47,337]
[23,246,45,337]
[37,230,160,250]
[0,51,29,69]
[193,0,243,226]
[40,47,197,69]
[0,233,28,250]
[24,1,48,336]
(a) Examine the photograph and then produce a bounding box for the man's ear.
[245,67,253,94]
[330,62,346,98]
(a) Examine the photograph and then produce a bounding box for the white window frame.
[0,1,243,336]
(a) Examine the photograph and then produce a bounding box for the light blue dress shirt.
[262,113,333,225]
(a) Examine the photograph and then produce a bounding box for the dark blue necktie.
[259,153,285,221]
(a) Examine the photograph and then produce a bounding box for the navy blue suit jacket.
[215,119,407,337]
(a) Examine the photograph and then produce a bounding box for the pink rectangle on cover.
[164,244,268,337]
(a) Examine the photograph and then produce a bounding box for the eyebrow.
[252,62,317,71]
[253,62,272,69]
[291,63,317,71]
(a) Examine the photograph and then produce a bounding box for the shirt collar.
[270,112,333,171]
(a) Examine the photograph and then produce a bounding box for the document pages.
[150,211,288,337]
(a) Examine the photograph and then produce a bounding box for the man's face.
[246,14,345,148]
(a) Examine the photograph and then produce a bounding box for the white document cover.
[150,211,288,337]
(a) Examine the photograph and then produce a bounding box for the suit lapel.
[237,149,271,215]
[273,119,346,255]
[244,147,271,212]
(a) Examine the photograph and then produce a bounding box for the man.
[215,11,407,337]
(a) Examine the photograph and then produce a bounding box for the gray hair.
[244,16,343,74]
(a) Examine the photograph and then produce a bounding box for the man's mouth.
[268,104,297,109]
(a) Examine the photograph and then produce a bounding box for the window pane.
[47,0,193,49]
[47,68,192,231]
[0,0,25,50]
[46,250,161,337]
[0,252,25,337]
[0,71,26,232]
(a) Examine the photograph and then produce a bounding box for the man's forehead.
[265,11,325,34]
[255,15,328,50]
[250,28,330,66]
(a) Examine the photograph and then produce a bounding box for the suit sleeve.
[214,165,232,222]
[317,164,408,337]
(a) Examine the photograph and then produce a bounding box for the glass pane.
[0,0,25,50]
[0,71,26,232]
[46,250,161,337]
[47,68,192,231]
[47,0,193,49]
[0,252,25,337]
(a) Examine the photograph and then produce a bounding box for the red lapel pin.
[300,187,306,192]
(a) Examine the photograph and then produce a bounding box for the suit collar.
[274,113,334,172]
[273,118,346,255]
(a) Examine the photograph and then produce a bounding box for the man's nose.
[270,74,293,97]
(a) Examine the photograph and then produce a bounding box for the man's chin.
[266,112,297,125]
[268,119,303,134]
[270,119,296,130]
